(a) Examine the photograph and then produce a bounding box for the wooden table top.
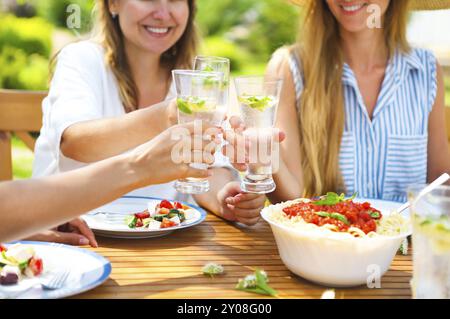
[77,212,413,299]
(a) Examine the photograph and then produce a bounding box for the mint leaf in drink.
[177,98,193,114]
[202,65,214,72]
[238,95,273,111]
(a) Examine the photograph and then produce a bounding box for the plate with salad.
[0,242,111,299]
[83,196,207,239]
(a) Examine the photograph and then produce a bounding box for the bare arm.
[265,50,304,203]
[0,122,219,243]
[0,155,137,243]
[193,167,237,214]
[427,62,450,181]
[61,99,177,163]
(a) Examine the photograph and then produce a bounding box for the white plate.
[83,196,207,239]
[0,241,111,299]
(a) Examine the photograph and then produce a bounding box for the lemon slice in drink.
[416,217,450,254]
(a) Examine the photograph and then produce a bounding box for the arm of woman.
[41,42,176,165]
[427,62,450,181]
[265,50,304,203]
[61,99,176,162]
[0,123,219,243]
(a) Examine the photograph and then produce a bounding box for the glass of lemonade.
[234,76,282,194]
[172,70,224,194]
[408,184,450,299]
[194,56,230,121]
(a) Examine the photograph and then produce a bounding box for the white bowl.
[261,199,411,287]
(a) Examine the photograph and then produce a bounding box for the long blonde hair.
[91,0,199,112]
[295,0,411,197]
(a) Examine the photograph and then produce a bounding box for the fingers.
[225,205,261,226]
[179,121,223,137]
[226,193,267,210]
[52,231,92,246]
[229,116,245,131]
[185,166,213,179]
[26,230,90,246]
[69,218,98,248]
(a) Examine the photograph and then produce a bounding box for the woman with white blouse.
[31,0,266,245]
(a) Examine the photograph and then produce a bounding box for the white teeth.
[341,4,364,12]
[146,27,169,34]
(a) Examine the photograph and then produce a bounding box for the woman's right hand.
[128,122,223,187]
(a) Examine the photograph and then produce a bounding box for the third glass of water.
[234,76,282,194]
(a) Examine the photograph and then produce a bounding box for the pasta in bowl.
[261,193,411,287]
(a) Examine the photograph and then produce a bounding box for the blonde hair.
[56,0,199,112]
[294,0,411,197]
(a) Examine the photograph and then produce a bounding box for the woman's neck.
[124,40,170,106]
[340,28,389,72]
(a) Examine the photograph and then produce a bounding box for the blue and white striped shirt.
[288,48,438,202]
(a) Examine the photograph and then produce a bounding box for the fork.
[88,211,129,223]
[41,269,70,290]
[8,269,70,298]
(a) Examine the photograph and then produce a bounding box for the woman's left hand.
[24,218,98,248]
[217,181,267,226]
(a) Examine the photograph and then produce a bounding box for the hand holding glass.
[172,70,224,194]
[234,76,282,194]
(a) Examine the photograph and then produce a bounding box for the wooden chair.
[0,89,46,181]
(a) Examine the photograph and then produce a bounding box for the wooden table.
[77,213,413,299]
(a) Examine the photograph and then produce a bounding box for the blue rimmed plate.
[83,196,207,239]
[0,241,111,299]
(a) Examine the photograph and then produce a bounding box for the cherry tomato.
[28,257,44,276]
[173,202,183,209]
[135,219,144,228]
[135,210,150,219]
[159,200,173,209]
[0,244,6,253]
[161,218,177,229]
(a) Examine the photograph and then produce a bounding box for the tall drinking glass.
[193,56,230,121]
[172,70,223,194]
[408,184,450,299]
[234,76,282,194]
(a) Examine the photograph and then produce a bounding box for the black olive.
[0,272,19,285]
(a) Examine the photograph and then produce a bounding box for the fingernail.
[79,237,89,245]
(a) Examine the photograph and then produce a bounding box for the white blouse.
[33,40,230,204]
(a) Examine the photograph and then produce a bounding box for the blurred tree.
[197,0,300,60]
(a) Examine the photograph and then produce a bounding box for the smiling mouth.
[340,3,368,13]
[144,26,172,36]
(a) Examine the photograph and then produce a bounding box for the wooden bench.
[0,90,46,181]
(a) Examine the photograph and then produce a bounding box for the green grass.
[12,136,34,180]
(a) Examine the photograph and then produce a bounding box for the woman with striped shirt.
[263,0,450,203]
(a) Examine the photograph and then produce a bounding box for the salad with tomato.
[125,199,197,230]
[0,244,44,286]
